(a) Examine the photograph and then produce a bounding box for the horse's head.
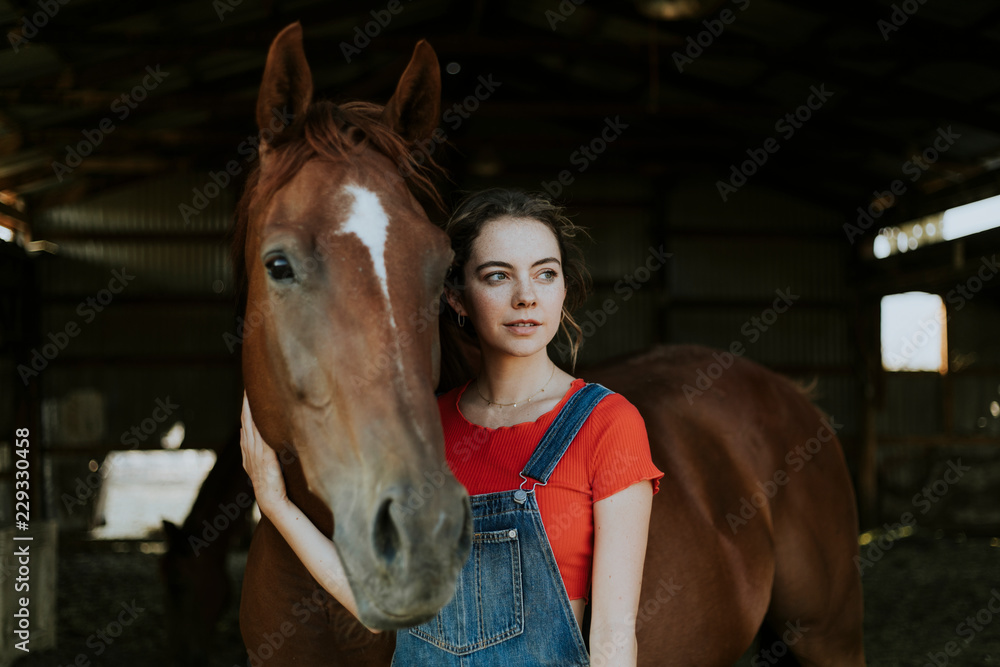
[236,23,471,629]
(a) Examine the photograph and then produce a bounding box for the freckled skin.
[453,217,567,361]
[445,216,580,432]
[444,216,588,621]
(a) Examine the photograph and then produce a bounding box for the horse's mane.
[227,100,446,319]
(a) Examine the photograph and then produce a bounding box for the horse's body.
[585,345,865,666]
[233,23,864,666]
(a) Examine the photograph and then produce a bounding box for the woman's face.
[450,216,566,360]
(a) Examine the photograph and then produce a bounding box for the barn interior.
[1,0,999,664]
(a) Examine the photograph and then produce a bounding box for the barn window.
[0,190,25,242]
[91,449,216,540]
[880,292,947,373]
[873,193,1000,259]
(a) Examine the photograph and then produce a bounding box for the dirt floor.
[856,533,999,666]
[11,531,1000,666]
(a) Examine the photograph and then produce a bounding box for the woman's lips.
[504,320,541,335]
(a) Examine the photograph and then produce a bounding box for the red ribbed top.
[439,378,663,601]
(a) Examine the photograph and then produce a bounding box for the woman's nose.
[513,280,537,307]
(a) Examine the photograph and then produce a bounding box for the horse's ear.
[257,22,313,151]
[381,40,441,143]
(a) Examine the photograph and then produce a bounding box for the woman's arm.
[239,392,382,634]
[589,479,654,667]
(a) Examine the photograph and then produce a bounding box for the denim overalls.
[392,383,611,667]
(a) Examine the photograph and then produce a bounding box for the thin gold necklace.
[476,364,556,409]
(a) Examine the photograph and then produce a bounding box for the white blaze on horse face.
[338,182,428,446]
[339,184,397,330]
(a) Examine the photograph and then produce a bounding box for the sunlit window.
[0,189,25,243]
[874,193,1000,259]
[942,194,1000,240]
[91,449,216,539]
[881,292,947,372]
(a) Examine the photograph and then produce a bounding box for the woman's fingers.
[241,393,271,458]
[240,391,257,473]
[239,391,287,510]
[241,392,265,474]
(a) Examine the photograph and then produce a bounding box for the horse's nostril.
[373,497,401,566]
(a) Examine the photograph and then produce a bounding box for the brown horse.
[234,23,471,665]
[580,345,865,666]
[234,22,865,666]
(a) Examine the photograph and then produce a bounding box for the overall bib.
[392,383,612,667]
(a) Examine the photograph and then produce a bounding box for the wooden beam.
[0,150,52,179]
[37,231,227,242]
[0,200,27,223]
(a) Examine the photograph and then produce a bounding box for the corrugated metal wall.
[29,173,242,530]
[664,180,860,462]
[950,300,1000,437]
[17,167,998,534]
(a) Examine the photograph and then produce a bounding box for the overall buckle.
[514,472,547,504]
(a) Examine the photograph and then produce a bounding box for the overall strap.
[519,383,613,489]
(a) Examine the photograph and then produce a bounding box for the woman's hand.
[590,480,653,667]
[240,391,288,516]
[238,392,379,633]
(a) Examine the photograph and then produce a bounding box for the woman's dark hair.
[440,188,592,372]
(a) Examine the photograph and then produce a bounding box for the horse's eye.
[265,255,295,282]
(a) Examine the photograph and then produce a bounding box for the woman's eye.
[265,255,295,283]
[540,270,557,280]
[485,272,507,283]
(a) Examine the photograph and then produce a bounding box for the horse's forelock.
[229,99,447,319]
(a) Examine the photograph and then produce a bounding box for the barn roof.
[1,0,998,237]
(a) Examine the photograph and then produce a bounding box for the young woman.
[240,189,663,666]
